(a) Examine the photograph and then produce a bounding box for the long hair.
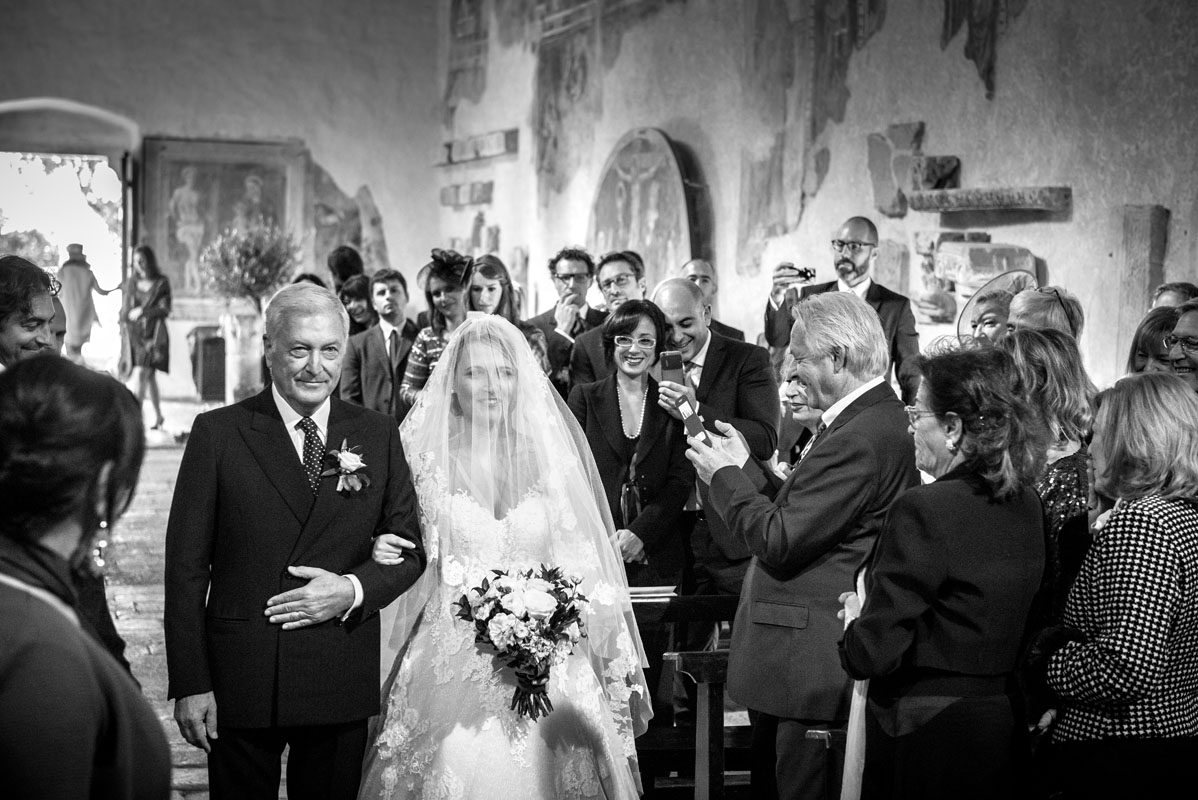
[1001,327,1097,444]
[1010,286,1084,339]
[919,346,1048,499]
[1092,372,1198,501]
[133,245,164,280]
[1125,306,1181,375]
[422,249,471,335]
[468,254,519,324]
[0,355,145,543]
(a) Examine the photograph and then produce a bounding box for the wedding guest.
[399,248,470,407]
[467,253,550,374]
[0,355,170,798]
[57,243,114,363]
[571,250,648,387]
[1008,286,1084,339]
[1150,280,1198,309]
[1125,305,1179,375]
[1035,373,1198,798]
[527,246,606,397]
[968,289,1014,344]
[121,245,171,431]
[341,268,419,420]
[1166,299,1198,394]
[1002,327,1097,622]
[568,299,693,725]
[338,274,377,336]
[327,244,364,294]
[839,344,1048,800]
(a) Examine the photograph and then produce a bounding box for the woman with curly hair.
[467,253,551,375]
[399,248,470,407]
[840,344,1049,800]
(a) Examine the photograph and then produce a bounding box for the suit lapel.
[864,281,884,314]
[243,390,313,524]
[368,327,391,386]
[695,333,727,404]
[800,382,894,463]
[594,378,630,461]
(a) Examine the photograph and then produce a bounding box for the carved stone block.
[934,241,1036,292]
[912,156,961,190]
[908,186,1072,213]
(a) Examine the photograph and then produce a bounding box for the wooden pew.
[632,594,753,799]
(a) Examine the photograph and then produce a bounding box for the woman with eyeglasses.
[1125,305,1180,375]
[1008,286,1085,339]
[400,248,470,407]
[567,299,694,726]
[466,253,551,375]
[1166,299,1198,393]
[839,344,1048,800]
[1027,373,1198,798]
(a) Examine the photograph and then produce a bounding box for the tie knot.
[298,416,319,435]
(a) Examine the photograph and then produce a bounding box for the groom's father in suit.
[165,282,426,799]
[687,292,917,800]
[340,268,419,420]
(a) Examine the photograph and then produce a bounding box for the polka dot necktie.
[298,416,323,495]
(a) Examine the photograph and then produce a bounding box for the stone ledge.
[909,186,1071,213]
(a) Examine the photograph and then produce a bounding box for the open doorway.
[0,151,125,371]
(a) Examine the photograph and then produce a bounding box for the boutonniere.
[322,439,371,494]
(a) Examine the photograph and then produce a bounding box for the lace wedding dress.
[359,314,650,800]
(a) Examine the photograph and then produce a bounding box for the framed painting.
[141,137,311,313]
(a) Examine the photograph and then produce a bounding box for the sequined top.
[1035,447,1092,622]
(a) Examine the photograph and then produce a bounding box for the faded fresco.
[941,0,1028,99]
[588,128,693,286]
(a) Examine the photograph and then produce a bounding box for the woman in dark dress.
[122,244,171,430]
[568,299,694,726]
[839,345,1049,800]
[0,355,170,798]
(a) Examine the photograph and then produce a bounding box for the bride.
[358,314,652,799]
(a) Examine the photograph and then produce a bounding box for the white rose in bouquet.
[524,590,559,620]
[500,591,527,618]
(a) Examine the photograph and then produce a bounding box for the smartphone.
[659,350,684,385]
[676,397,712,446]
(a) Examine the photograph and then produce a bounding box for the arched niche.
[0,97,139,170]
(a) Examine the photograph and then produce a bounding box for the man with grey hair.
[687,291,918,800]
[165,282,427,798]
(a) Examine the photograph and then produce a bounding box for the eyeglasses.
[1165,334,1198,354]
[1037,287,1080,337]
[553,272,590,285]
[613,335,656,350]
[904,406,938,425]
[599,273,637,293]
[831,240,876,254]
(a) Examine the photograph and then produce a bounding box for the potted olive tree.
[199,225,299,403]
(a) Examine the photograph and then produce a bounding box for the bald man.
[680,259,745,341]
[766,217,920,404]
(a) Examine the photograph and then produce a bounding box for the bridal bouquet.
[453,565,588,720]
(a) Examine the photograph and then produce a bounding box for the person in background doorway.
[57,243,115,364]
[121,245,171,431]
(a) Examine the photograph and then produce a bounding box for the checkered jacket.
[1048,494,1198,741]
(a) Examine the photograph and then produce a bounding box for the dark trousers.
[752,712,845,800]
[1055,737,1198,800]
[208,720,368,800]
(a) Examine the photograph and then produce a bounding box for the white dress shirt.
[837,276,873,301]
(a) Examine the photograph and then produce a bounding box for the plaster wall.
[446,0,1198,388]
[1,0,441,394]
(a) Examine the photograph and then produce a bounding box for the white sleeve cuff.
[342,573,364,621]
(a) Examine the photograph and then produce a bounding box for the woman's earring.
[93,519,109,569]
[946,438,958,454]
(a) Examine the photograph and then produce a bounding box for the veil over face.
[396,312,653,740]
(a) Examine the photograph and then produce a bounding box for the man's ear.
[702,304,712,327]
[829,346,847,373]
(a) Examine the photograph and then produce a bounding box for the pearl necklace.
[616,382,647,439]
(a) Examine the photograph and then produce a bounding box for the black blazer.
[766,281,921,404]
[340,319,419,419]
[709,318,745,342]
[709,382,918,720]
[528,305,608,397]
[164,390,426,728]
[569,326,610,388]
[568,376,694,580]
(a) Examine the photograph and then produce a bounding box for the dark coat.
[568,375,694,581]
[164,390,426,728]
[527,305,608,398]
[569,325,610,388]
[766,280,921,404]
[709,318,745,342]
[709,382,918,720]
[340,319,419,419]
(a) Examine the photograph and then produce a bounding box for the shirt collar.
[688,328,713,369]
[837,276,872,300]
[378,317,398,340]
[272,383,331,436]
[820,375,887,429]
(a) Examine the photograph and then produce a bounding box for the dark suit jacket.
[709,318,745,342]
[568,376,694,581]
[527,305,608,397]
[767,281,921,404]
[164,390,426,729]
[840,466,1045,695]
[689,333,780,591]
[709,382,918,720]
[569,326,610,388]
[340,319,419,419]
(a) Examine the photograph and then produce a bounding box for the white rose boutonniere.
[321,439,371,494]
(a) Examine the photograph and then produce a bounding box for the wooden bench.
[632,595,754,800]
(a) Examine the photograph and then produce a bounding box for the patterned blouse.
[399,326,450,408]
[1048,494,1198,741]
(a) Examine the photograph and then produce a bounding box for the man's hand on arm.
[174,692,218,752]
[264,566,355,629]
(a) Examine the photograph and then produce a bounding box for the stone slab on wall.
[1115,204,1170,370]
